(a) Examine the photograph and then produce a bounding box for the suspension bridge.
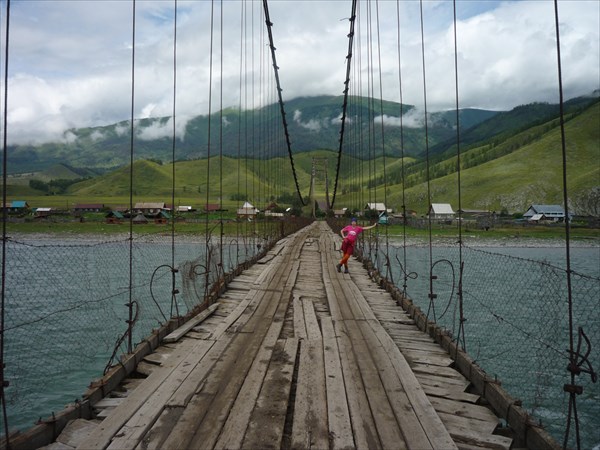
[8,222,556,450]
[1,0,598,449]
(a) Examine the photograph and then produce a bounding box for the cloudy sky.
[1,0,598,145]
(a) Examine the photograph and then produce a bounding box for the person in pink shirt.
[336,217,377,274]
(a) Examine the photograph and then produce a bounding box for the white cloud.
[293,109,329,132]
[0,0,597,145]
[136,117,187,141]
[374,110,426,129]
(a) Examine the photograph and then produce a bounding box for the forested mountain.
[7,93,597,175]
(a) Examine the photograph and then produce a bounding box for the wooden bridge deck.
[47,222,513,450]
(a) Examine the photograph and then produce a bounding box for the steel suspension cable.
[331,0,358,209]
[170,0,180,318]
[262,0,306,207]
[553,0,588,447]
[219,0,224,260]
[452,0,467,352]
[1,0,11,440]
[374,0,389,274]
[418,0,436,321]
[395,0,409,293]
[127,0,137,354]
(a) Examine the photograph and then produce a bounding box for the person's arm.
[340,228,347,239]
[363,223,378,230]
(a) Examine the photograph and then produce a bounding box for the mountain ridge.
[7,92,597,175]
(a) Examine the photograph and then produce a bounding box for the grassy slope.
[5,103,598,215]
[366,102,600,213]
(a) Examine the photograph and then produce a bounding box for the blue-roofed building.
[7,200,30,212]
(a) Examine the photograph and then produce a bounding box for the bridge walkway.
[50,221,512,450]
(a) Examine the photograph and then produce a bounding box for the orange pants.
[339,239,355,267]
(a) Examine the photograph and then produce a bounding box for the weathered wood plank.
[290,339,328,449]
[302,297,322,341]
[429,396,498,423]
[344,320,407,449]
[293,294,307,340]
[76,336,209,450]
[214,318,288,449]
[368,319,458,450]
[439,412,512,450]
[163,304,219,343]
[334,320,382,450]
[321,317,354,450]
[243,338,299,450]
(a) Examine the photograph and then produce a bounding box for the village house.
[429,203,455,220]
[523,204,568,222]
[134,202,166,216]
[365,202,391,214]
[105,211,125,224]
[73,203,105,213]
[33,207,53,219]
[204,204,221,213]
[237,201,257,219]
[3,200,30,213]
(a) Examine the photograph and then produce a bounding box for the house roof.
[241,201,254,209]
[135,202,165,209]
[106,211,125,219]
[366,202,386,211]
[430,203,455,214]
[74,203,104,209]
[529,213,545,221]
[526,204,565,216]
[11,201,28,208]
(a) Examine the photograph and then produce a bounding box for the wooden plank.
[160,241,304,450]
[422,384,480,404]
[438,412,512,450]
[321,317,354,450]
[368,319,458,450]
[93,398,123,409]
[403,352,455,367]
[412,363,469,380]
[429,396,498,423]
[106,339,216,450]
[344,320,407,449]
[77,336,209,450]
[293,294,307,340]
[214,318,288,449]
[243,338,299,449]
[290,339,328,450]
[302,297,322,340]
[56,419,98,448]
[334,320,382,450]
[416,372,470,390]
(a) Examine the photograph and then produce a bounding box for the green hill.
[3,96,598,217]
[384,100,600,214]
